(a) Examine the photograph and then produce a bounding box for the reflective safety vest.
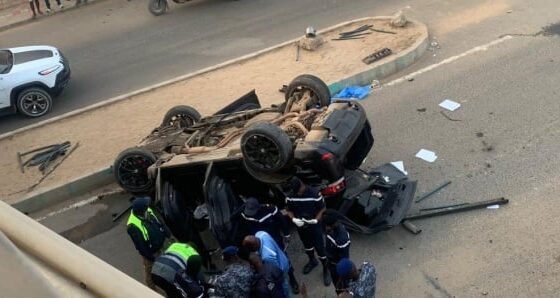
[127,208,158,241]
[165,243,199,263]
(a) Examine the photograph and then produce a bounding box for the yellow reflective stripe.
[127,212,149,241]
[165,243,199,262]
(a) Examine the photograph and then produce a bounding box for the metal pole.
[404,198,508,221]
[415,180,452,203]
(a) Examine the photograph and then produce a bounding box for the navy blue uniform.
[285,185,327,259]
[326,224,351,289]
[238,205,290,250]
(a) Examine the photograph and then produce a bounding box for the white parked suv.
[0,46,71,118]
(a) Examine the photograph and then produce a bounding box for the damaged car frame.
[113,74,416,252]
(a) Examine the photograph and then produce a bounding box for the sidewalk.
[0,0,96,32]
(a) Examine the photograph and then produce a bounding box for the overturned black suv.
[113,74,416,252]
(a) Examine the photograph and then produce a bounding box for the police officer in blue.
[323,211,351,293]
[282,176,330,286]
[126,196,170,289]
[237,197,300,294]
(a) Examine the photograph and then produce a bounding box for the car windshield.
[0,50,13,74]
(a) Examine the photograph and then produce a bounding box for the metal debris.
[415,180,451,203]
[362,48,392,64]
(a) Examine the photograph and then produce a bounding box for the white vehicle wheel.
[17,87,52,117]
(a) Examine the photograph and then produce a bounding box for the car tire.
[284,74,331,111]
[148,0,167,16]
[161,181,194,242]
[241,122,293,173]
[243,160,291,184]
[113,147,157,194]
[160,105,201,129]
[16,87,52,118]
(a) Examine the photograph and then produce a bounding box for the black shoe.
[322,265,331,286]
[302,258,318,275]
[289,277,300,294]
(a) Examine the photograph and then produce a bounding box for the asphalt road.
[18,0,560,296]
[0,0,422,133]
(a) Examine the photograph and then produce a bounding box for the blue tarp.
[332,86,371,101]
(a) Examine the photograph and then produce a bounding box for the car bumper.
[51,66,71,95]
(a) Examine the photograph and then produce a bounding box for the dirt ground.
[0,18,425,203]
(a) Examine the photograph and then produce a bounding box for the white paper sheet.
[486,205,500,209]
[439,99,461,111]
[390,161,408,175]
[415,149,438,162]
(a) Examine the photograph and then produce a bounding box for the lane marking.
[386,35,514,87]
[35,196,101,222]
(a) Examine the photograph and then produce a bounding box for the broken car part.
[27,142,80,192]
[415,180,451,203]
[370,28,397,34]
[404,197,509,221]
[362,48,393,64]
[402,220,422,234]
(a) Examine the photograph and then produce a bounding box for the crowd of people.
[126,177,376,297]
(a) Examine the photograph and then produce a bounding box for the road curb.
[9,17,428,213]
[0,16,426,142]
[12,166,113,214]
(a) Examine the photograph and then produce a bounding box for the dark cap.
[132,196,150,215]
[336,258,355,278]
[244,197,261,217]
[222,246,239,259]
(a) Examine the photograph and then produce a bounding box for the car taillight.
[38,65,61,76]
[321,177,346,196]
[321,152,334,161]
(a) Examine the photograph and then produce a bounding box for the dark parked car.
[113,74,416,260]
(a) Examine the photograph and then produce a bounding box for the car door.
[0,73,10,109]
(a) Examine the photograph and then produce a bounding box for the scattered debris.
[299,35,325,51]
[362,48,392,64]
[407,77,415,82]
[440,111,462,121]
[415,180,451,203]
[420,202,468,212]
[27,142,80,192]
[339,24,373,36]
[332,37,364,41]
[506,10,513,13]
[417,108,426,112]
[17,141,71,174]
[295,44,300,61]
[390,161,408,175]
[371,80,382,89]
[112,203,133,222]
[482,291,489,296]
[332,85,371,100]
[427,37,441,52]
[439,99,461,111]
[305,26,316,38]
[404,197,509,221]
[371,28,397,34]
[415,149,438,163]
[402,220,422,234]
[476,132,484,138]
[390,10,408,27]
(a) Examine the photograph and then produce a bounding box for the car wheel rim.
[117,154,153,190]
[22,93,48,115]
[244,134,281,170]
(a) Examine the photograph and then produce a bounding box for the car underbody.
[113,74,417,265]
